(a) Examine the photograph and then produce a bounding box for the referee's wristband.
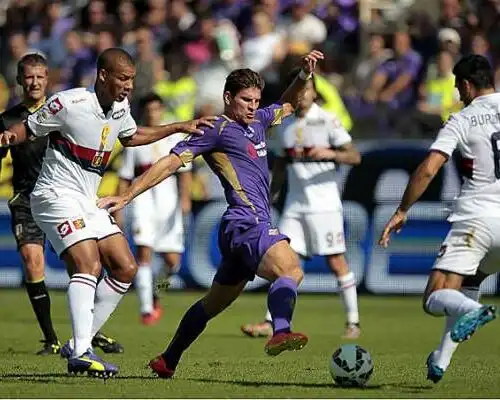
[298,70,312,80]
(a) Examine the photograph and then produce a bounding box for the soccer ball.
[329,344,374,387]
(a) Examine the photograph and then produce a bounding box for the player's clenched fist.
[0,130,17,147]
[301,50,324,75]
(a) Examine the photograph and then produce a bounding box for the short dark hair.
[96,47,135,73]
[17,53,48,76]
[139,92,163,111]
[224,68,265,97]
[284,66,317,92]
[453,54,494,89]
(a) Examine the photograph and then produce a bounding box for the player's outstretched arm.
[0,122,29,147]
[279,50,324,108]
[378,150,448,248]
[97,153,183,213]
[308,142,361,165]
[120,117,217,147]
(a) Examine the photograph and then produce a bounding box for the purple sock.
[162,300,209,370]
[267,277,298,335]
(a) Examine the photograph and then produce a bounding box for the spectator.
[364,30,422,112]
[241,8,286,74]
[154,51,197,122]
[132,26,164,116]
[28,0,74,68]
[59,30,94,90]
[395,50,460,138]
[426,28,462,80]
[118,0,139,50]
[285,0,327,49]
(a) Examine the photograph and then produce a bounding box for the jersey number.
[491,131,500,178]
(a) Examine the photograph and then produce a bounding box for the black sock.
[162,300,210,370]
[25,280,58,344]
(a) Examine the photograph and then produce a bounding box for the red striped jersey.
[27,87,137,198]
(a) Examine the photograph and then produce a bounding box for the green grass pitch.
[0,289,499,398]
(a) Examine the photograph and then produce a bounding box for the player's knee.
[113,260,138,283]
[327,254,349,276]
[20,248,44,279]
[276,263,303,284]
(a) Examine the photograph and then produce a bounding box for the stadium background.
[0,0,499,294]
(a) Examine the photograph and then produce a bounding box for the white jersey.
[118,132,191,215]
[430,92,500,222]
[27,87,137,198]
[273,103,352,214]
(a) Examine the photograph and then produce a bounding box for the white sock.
[135,264,153,315]
[425,288,482,317]
[68,273,97,358]
[435,287,481,370]
[90,275,131,337]
[338,272,359,324]
[264,309,272,323]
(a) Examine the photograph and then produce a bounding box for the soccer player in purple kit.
[98,50,324,378]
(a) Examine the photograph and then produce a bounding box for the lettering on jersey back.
[469,113,500,127]
[48,98,63,115]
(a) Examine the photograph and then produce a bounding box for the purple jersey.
[172,103,286,224]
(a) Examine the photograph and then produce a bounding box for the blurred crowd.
[0,0,499,199]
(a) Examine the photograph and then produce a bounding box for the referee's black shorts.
[8,192,45,249]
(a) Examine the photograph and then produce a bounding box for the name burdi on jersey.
[469,113,500,126]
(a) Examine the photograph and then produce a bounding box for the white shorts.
[131,203,184,254]
[433,217,500,276]
[279,211,346,257]
[30,189,122,256]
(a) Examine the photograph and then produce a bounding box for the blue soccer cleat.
[451,305,497,343]
[67,348,119,378]
[426,351,444,383]
[60,341,72,359]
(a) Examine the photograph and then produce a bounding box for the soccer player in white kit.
[117,93,192,325]
[241,68,362,339]
[0,48,215,378]
[379,54,498,384]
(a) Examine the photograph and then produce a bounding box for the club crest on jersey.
[72,218,86,230]
[244,126,255,138]
[112,109,126,120]
[48,98,63,115]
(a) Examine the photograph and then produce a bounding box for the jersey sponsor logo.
[306,118,326,127]
[247,142,258,159]
[112,109,126,120]
[72,218,86,230]
[57,221,73,238]
[36,109,49,123]
[48,98,63,115]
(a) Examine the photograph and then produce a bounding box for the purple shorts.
[214,219,289,286]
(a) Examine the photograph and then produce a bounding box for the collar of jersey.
[87,86,119,119]
[23,97,46,113]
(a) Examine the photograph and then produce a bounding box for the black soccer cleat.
[91,332,124,354]
[36,340,61,356]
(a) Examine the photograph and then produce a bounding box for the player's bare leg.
[150,280,247,378]
[21,243,60,355]
[326,253,360,339]
[135,245,157,324]
[423,270,496,383]
[63,240,118,378]
[256,240,307,356]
